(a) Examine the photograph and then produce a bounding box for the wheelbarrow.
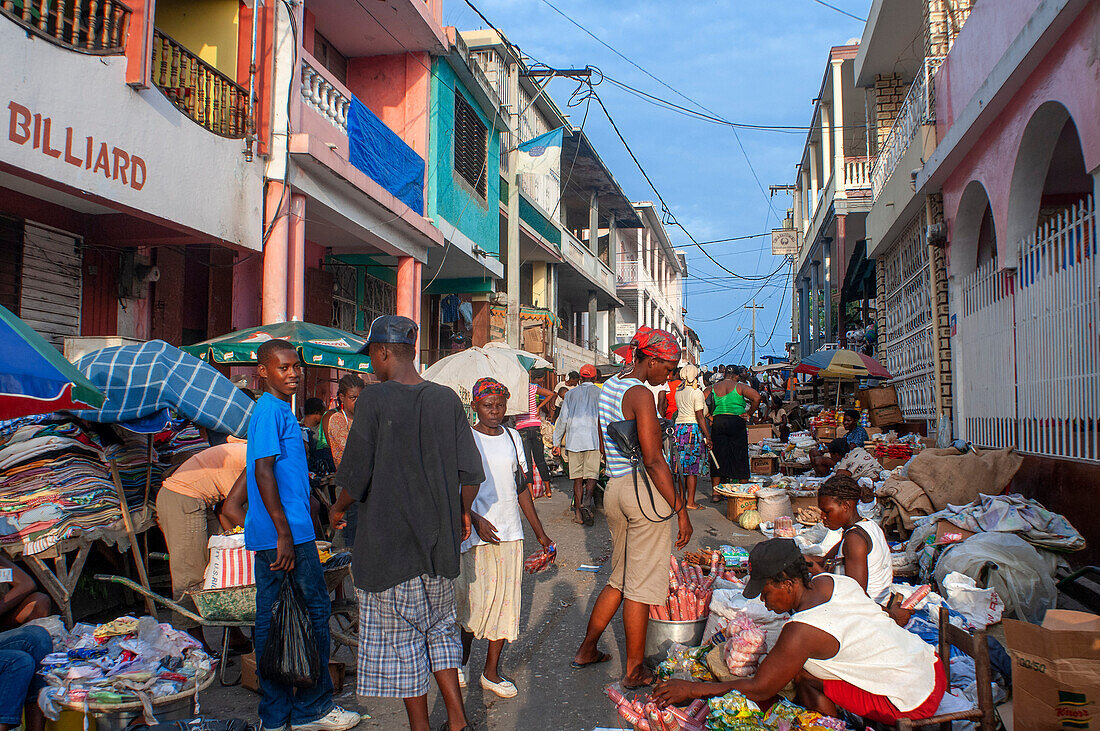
[96,560,355,687]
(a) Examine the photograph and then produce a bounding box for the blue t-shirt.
[245,393,315,550]
[846,425,869,447]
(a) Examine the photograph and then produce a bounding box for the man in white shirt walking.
[553,364,602,525]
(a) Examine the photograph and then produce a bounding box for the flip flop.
[581,506,595,526]
[621,675,655,690]
[571,651,612,669]
[685,503,705,510]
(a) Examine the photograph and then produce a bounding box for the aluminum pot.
[644,617,707,667]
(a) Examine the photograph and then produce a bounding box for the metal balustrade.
[1,0,129,54]
[151,28,248,138]
[870,57,943,199]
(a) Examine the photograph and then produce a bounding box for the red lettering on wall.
[7,100,149,192]
[112,147,130,184]
[7,102,30,144]
[63,127,82,167]
[41,118,61,159]
[92,143,111,178]
[130,156,147,190]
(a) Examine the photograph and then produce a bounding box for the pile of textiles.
[0,419,123,555]
[106,429,166,511]
[154,424,208,463]
[36,615,212,722]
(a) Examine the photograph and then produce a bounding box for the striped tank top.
[515,384,542,429]
[597,375,638,478]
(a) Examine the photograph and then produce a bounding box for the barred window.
[454,93,487,198]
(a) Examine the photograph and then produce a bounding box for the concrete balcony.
[305,0,446,56]
[0,11,263,250]
[291,52,442,260]
[561,230,617,299]
[870,57,943,199]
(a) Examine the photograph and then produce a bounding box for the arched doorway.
[952,181,1016,449]
[1010,107,1097,460]
[957,103,1097,461]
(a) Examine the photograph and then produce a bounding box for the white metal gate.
[956,195,1099,461]
[882,214,936,420]
[1015,196,1099,460]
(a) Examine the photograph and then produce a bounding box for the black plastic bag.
[258,574,321,688]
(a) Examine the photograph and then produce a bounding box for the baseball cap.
[360,315,418,352]
[579,364,597,378]
[742,538,803,599]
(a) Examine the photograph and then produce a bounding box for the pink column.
[396,256,422,353]
[262,182,289,324]
[287,193,306,321]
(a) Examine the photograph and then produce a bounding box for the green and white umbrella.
[181,321,372,373]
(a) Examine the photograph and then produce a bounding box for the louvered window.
[0,216,22,314]
[454,93,487,198]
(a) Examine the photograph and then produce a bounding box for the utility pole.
[744,300,765,364]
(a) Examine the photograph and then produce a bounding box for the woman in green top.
[704,366,761,500]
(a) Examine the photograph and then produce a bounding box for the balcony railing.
[617,260,640,286]
[301,61,350,134]
[151,28,249,139]
[843,156,873,191]
[1,0,130,54]
[870,56,944,198]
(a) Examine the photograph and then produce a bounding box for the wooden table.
[3,507,157,627]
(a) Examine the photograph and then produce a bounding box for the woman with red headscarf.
[571,327,693,690]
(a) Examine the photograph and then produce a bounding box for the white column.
[820,104,832,186]
[809,143,820,218]
[831,58,846,194]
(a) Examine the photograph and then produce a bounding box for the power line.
[810,0,866,22]
[538,0,777,219]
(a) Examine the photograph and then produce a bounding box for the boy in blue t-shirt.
[246,339,359,731]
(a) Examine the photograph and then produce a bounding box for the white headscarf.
[680,363,700,389]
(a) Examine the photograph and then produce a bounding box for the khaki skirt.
[604,473,674,605]
[455,539,524,642]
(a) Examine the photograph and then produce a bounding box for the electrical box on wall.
[117,251,160,299]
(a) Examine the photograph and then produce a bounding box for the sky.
[442,0,872,366]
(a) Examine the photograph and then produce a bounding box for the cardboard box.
[815,425,838,441]
[240,653,346,694]
[868,405,904,427]
[878,457,909,471]
[1005,610,1100,730]
[750,455,779,475]
[241,652,258,692]
[745,424,775,444]
[857,385,898,409]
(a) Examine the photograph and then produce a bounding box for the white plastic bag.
[934,531,1057,624]
[941,571,1004,629]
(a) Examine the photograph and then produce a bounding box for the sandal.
[580,506,595,526]
[571,651,611,669]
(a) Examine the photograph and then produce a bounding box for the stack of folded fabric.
[105,429,166,510]
[154,424,208,463]
[0,419,122,555]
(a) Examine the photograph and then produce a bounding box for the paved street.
[200,479,762,731]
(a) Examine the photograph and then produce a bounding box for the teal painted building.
[426,56,503,258]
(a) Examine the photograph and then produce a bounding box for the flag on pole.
[514,127,564,176]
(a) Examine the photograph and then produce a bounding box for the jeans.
[254,542,334,729]
[0,625,52,726]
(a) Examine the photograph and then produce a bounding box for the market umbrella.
[422,346,531,416]
[74,340,255,437]
[181,321,371,373]
[0,304,105,419]
[793,349,891,379]
[482,341,553,370]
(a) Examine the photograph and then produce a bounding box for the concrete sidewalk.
[199,478,762,730]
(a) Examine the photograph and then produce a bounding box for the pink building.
[918,0,1100,554]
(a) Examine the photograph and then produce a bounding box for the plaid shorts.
[356,575,463,698]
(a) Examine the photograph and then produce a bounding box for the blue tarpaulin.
[346,96,425,214]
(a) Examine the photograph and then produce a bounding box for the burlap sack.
[905,447,1023,511]
[878,477,935,529]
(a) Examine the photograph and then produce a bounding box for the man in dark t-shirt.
[331,315,484,731]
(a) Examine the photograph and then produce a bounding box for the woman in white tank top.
[815,475,894,603]
[650,539,945,726]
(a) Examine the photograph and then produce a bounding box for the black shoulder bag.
[606,417,679,523]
